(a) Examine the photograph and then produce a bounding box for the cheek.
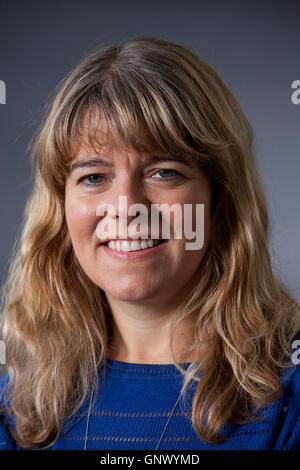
[188,184,212,242]
[162,188,211,243]
[65,195,96,243]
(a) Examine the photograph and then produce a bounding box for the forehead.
[68,106,151,163]
[71,109,117,154]
[65,106,209,180]
[68,108,194,166]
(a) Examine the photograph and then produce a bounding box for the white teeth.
[108,240,115,250]
[141,240,148,249]
[121,240,131,252]
[106,239,162,252]
[147,239,153,248]
[130,240,140,251]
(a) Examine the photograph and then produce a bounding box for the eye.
[79,174,105,188]
[151,169,183,182]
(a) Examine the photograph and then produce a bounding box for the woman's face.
[65,115,212,308]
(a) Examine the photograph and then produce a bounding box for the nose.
[95,173,151,239]
[112,175,149,219]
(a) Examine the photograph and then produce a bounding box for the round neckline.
[104,357,193,375]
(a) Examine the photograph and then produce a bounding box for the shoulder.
[0,371,16,450]
[0,369,9,391]
[0,370,10,408]
[280,361,300,411]
[271,333,300,449]
[281,330,300,399]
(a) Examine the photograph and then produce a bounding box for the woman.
[0,37,300,450]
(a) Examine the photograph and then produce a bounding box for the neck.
[105,294,198,364]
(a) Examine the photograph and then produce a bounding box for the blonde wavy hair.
[1,37,300,449]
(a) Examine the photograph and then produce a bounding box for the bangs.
[52,66,209,173]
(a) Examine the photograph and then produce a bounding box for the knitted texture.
[1,357,300,450]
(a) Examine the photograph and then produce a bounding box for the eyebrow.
[67,154,198,175]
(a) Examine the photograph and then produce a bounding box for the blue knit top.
[1,356,300,450]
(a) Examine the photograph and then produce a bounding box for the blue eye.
[152,169,181,180]
[80,174,104,187]
[78,169,183,189]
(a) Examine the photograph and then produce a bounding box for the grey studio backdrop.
[0,0,299,375]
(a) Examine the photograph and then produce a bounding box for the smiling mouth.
[103,238,167,252]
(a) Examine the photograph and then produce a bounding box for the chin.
[100,278,163,303]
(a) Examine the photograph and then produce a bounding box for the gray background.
[0,0,299,376]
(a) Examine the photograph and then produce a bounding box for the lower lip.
[101,241,168,260]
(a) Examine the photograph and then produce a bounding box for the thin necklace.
[83,388,94,451]
[83,389,182,451]
[155,393,182,450]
